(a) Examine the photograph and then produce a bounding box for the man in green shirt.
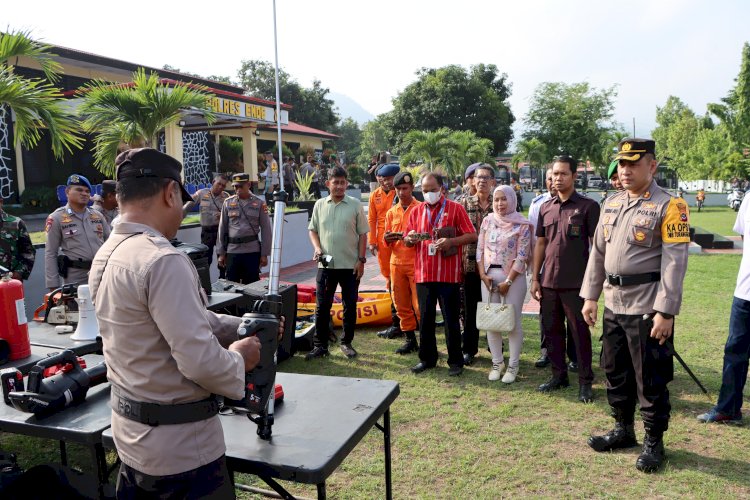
[0,197,35,280]
[307,166,369,360]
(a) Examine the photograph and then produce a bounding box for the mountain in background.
[330,91,376,125]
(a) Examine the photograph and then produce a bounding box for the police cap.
[67,174,93,192]
[232,173,251,183]
[101,179,117,195]
[115,148,192,203]
[378,163,400,177]
[393,171,414,186]
[615,138,656,162]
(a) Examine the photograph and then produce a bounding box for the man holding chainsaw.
[580,138,690,473]
[90,148,264,498]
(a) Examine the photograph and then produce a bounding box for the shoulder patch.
[45,217,54,233]
[661,198,690,243]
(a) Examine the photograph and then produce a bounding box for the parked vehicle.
[587,176,603,189]
[728,189,745,212]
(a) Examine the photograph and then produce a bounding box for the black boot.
[588,409,638,452]
[395,331,418,354]
[377,325,403,339]
[636,432,666,473]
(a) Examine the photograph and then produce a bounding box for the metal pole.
[269,0,285,297]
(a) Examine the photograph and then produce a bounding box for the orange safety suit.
[384,198,421,332]
[368,186,397,285]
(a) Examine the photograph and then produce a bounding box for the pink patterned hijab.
[492,185,535,250]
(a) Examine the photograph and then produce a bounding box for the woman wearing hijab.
[476,185,533,383]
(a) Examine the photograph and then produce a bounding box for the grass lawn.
[3,253,749,497]
[689,206,739,236]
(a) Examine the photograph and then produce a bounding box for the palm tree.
[0,30,82,158]
[400,128,452,171]
[444,130,494,178]
[77,68,216,177]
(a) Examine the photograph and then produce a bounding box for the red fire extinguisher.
[0,271,32,363]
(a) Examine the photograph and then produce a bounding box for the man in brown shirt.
[90,148,262,498]
[531,155,600,402]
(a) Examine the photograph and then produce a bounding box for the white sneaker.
[488,363,505,381]
[502,365,518,384]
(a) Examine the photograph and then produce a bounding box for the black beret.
[393,171,414,186]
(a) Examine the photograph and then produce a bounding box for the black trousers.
[601,308,673,433]
[540,287,593,384]
[462,271,482,356]
[314,268,360,347]
[540,319,578,363]
[116,455,234,499]
[201,226,225,279]
[417,282,463,367]
[226,252,260,284]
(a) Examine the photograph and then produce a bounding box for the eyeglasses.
[475,176,493,181]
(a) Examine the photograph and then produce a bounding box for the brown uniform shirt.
[89,222,245,476]
[216,194,272,256]
[580,180,690,316]
[44,205,111,288]
[536,191,600,289]
[184,187,229,228]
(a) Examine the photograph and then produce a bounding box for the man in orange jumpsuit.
[384,171,421,354]
[369,163,401,338]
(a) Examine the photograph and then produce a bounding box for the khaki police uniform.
[216,194,272,284]
[184,187,230,266]
[91,199,119,226]
[90,221,245,477]
[44,205,110,289]
[581,178,690,432]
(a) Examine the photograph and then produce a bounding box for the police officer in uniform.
[45,174,110,291]
[183,173,230,273]
[90,148,263,497]
[0,196,35,280]
[92,180,119,225]
[581,138,690,473]
[217,173,272,284]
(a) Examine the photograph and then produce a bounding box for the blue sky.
[5,0,749,140]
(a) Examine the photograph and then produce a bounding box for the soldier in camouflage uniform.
[0,197,35,280]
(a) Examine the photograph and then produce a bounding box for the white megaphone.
[71,285,100,341]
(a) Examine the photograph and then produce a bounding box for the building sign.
[207,97,289,125]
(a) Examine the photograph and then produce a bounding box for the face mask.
[423,191,441,205]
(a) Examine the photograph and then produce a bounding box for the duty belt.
[606,272,661,287]
[111,385,219,427]
[68,258,92,270]
[201,225,219,233]
[228,235,258,244]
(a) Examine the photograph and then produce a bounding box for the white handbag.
[476,292,516,333]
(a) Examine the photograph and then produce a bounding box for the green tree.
[0,30,82,158]
[335,117,362,163]
[400,128,452,171]
[236,59,339,132]
[162,64,233,85]
[523,82,619,162]
[383,64,514,153]
[357,117,391,164]
[400,128,493,178]
[709,42,750,151]
[77,68,216,177]
[512,138,549,170]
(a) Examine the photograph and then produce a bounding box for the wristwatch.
[358,256,367,263]
[504,278,513,286]
[657,312,674,320]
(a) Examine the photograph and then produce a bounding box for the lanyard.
[424,198,447,232]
